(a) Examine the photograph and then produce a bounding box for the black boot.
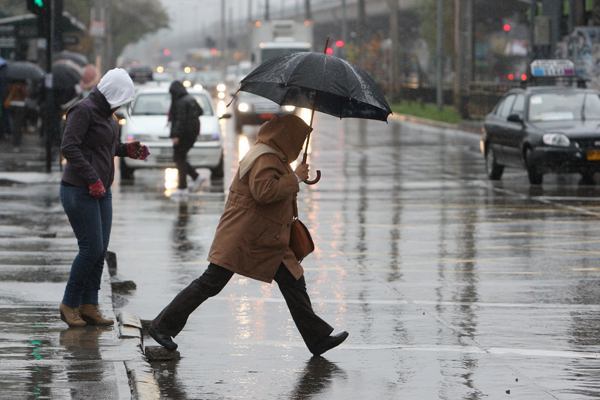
[309,331,349,356]
[148,325,178,351]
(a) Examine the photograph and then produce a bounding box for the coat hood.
[97,68,135,109]
[169,80,188,100]
[256,114,312,163]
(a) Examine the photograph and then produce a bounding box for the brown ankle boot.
[60,302,86,327]
[79,304,114,326]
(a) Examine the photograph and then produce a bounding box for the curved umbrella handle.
[304,170,321,185]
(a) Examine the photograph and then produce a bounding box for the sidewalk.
[0,132,160,400]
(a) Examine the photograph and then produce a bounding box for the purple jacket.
[60,86,128,189]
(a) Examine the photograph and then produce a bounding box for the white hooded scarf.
[97,68,135,109]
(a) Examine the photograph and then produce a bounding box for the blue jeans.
[60,185,112,307]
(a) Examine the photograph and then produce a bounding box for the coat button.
[276,235,279,239]
[286,223,290,227]
[279,251,284,255]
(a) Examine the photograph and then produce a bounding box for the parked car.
[119,86,231,180]
[481,86,600,184]
[230,91,297,133]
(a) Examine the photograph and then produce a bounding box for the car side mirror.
[219,113,232,119]
[507,114,524,124]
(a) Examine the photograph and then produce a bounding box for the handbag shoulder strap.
[292,194,298,219]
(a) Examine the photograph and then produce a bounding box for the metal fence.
[398,80,518,120]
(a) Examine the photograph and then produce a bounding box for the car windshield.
[195,72,223,83]
[528,92,600,122]
[132,93,213,116]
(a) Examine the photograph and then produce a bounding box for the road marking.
[341,344,600,359]
[191,297,600,311]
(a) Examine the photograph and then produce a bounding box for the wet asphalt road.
[104,109,600,399]
[4,108,600,399]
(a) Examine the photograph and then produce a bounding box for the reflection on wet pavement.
[15,111,600,398]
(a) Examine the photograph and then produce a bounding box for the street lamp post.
[436,0,443,111]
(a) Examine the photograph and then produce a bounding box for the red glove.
[89,179,106,198]
[126,141,150,160]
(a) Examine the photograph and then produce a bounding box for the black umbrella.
[51,64,82,106]
[52,63,82,90]
[231,39,392,183]
[5,61,45,82]
[53,50,89,67]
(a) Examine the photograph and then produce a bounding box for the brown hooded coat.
[207,114,312,283]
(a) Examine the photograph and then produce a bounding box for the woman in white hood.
[59,68,149,327]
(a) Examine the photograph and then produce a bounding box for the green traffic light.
[34,0,43,6]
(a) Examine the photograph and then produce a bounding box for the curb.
[105,251,161,400]
[389,112,484,135]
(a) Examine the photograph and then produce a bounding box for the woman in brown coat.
[149,114,348,356]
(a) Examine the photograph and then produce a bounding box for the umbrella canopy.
[5,61,44,82]
[236,52,392,122]
[52,63,82,91]
[53,50,89,67]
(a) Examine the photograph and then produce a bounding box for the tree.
[0,0,168,67]
[419,0,455,67]
[109,0,169,67]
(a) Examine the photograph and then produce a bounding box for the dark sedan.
[481,86,600,184]
[230,91,297,133]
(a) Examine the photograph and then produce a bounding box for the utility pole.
[305,0,311,21]
[357,0,366,47]
[341,0,347,58]
[436,0,443,111]
[221,0,226,70]
[266,0,270,20]
[454,0,473,119]
[388,0,400,103]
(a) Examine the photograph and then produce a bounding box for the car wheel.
[210,153,224,179]
[485,145,504,180]
[235,118,243,134]
[581,172,596,185]
[120,158,135,180]
[525,148,543,185]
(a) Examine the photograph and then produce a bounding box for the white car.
[119,86,231,180]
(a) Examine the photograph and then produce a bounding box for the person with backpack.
[169,80,204,198]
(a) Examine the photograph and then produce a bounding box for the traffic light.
[27,0,48,16]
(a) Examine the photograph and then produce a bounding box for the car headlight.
[284,105,296,112]
[183,80,191,88]
[194,84,203,90]
[217,83,226,92]
[238,103,249,112]
[543,133,570,147]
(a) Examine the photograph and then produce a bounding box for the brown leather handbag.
[289,201,314,262]
[289,218,314,262]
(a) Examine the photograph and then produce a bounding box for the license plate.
[587,150,600,160]
[160,148,173,156]
[260,113,275,119]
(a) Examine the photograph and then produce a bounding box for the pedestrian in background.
[149,114,348,356]
[169,80,204,198]
[0,58,9,140]
[4,79,28,146]
[59,68,149,327]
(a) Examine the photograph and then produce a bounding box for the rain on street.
[101,106,600,399]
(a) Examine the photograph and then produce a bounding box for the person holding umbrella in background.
[148,114,349,356]
[59,68,149,327]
